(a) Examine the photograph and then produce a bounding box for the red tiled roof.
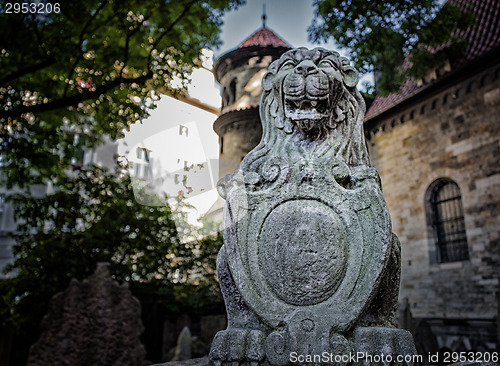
[365,0,500,120]
[239,27,291,49]
[452,0,500,67]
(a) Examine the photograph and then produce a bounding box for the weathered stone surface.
[209,48,417,365]
[365,62,500,351]
[152,357,209,366]
[151,360,499,366]
[27,263,146,366]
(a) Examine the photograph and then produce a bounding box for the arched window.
[426,179,469,263]
[222,78,237,107]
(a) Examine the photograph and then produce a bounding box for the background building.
[364,0,500,352]
[213,25,291,179]
[206,26,291,221]
[0,137,119,279]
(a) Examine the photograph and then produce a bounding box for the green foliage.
[0,165,223,332]
[0,0,237,335]
[309,0,474,95]
[0,0,243,187]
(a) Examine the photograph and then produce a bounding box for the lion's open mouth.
[284,96,329,122]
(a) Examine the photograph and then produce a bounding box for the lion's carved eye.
[280,60,295,71]
[318,59,335,69]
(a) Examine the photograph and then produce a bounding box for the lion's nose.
[294,60,318,75]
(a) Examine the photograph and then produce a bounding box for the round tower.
[213,27,291,179]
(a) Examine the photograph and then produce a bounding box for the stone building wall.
[218,55,272,114]
[215,54,266,179]
[217,113,262,178]
[366,62,500,349]
[214,50,286,179]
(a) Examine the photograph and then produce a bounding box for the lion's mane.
[240,47,370,175]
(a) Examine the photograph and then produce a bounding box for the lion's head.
[262,47,360,137]
[240,47,370,177]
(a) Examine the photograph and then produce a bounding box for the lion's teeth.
[311,100,317,107]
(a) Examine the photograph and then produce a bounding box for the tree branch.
[0,12,59,85]
[119,18,147,77]
[63,1,110,98]
[147,0,198,67]
[0,58,56,85]
[80,1,109,42]
[0,73,153,120]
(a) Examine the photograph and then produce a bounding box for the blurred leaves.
[0,165,223,332]
[0,0,243,187]
[309,0,475,95]
[0,0,239,334]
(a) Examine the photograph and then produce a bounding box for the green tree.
[0,0,236,344]
[0,165,224,361]
[309,0,474,95]
[0,0,243,187]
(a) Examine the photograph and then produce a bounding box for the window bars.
[430,180,469,263]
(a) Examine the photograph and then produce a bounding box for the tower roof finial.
[262,2,267,28]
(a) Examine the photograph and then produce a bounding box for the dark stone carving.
[209,48,417,365]
[27,263,146,366]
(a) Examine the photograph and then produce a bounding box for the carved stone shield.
[223,156,392,336]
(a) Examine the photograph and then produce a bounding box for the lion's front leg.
[209,246,268,366]
[358,233,401,328]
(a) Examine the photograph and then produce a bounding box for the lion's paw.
[209,328,266,366]
[352,327,417,366]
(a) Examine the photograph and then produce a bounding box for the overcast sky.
[215,0,337,57]
[215,0,366,86]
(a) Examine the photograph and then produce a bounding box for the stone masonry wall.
[215,54,273,179]
[367,63,500,323]
[219,116,262,178]
[219,55,272,114]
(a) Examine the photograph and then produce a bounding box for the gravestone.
[209,47,417,365]
[27,263,146,366]
[171,326,193,361]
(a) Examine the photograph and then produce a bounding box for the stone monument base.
[152,358,499,366]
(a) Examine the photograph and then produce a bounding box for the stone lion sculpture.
[211,48,417,366]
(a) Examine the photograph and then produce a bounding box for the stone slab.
[152,357,209,366]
